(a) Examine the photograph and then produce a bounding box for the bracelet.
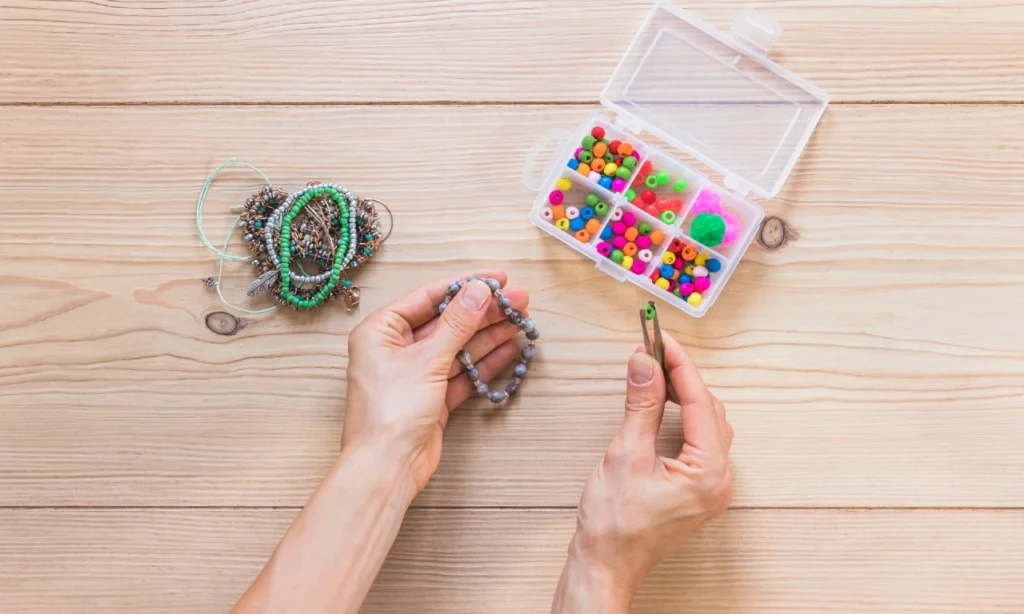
[439,276,538,404]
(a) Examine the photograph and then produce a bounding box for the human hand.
[341,271,529,495]
[553,336,733,612]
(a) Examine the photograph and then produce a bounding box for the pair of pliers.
[640,301,665,371]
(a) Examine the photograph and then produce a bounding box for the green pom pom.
[690,213,726,247]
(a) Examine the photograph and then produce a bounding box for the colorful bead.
[631,261,647,275]
[549,190,564,206]
[656,171,670,185]
[668,238,684,253]
[551,205,565,220]
[540,207,554,222]
[556,177,573,192]
[638,248,654,262]
[643,303,656,320]
[673,178,688,192]
[592,142,608,158]
[610,249,624,264]
[604,163,619,177]
[624,188,636,201]
[660,210,676,224]
[659,264,675,279]
[682,245,697,260]
[569,218,585,232]
[609,140,622,154]
[706,258,722,273]
[635,235,651,250]
[615,166,631,180]
[684,264,695,275]
[603,152,615,164]
[624,227,639,241]
[649,230,664,245]
[694,252,708,266]
[622,156,637,170]
[693,276,711,292]
[610,208,624,222]
[579,151,594,164]
[621,211,636,227]
[611,178,627,192]
[621,255,634,270]
[585,193,600,207]
[596,242,613,256]
[619,143,634,157]
[589,171,602,183]
[687,292,702,307]
[662,251,676,265]
[577,162,591,176]
[637,222,652,236]
[594,201,609,217]
[611,235,627,249]
[678,274,692,284]
[644,174,659,189]
[575,229,590,243]
[580,206,596,221]
[693,265,709,278]
[611,221,627,235]
[590,157,605,173]
[599,176,613,190]
[556,218,570,231]
[565,206,580,220]
[585,218,601,234]
[582,135,597,149]
[654,277,670,290]
[641,190,656,204]
[623,242,638,257]
[567,158,579,170]
[679,282,694,296]
[591,126,605,140]
[600,225,614,241]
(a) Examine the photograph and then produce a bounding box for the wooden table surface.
[2,1,1023,612]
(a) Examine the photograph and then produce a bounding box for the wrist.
[334,439,418,508]
[553,536,634,614]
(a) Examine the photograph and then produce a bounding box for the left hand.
[342,271,529,494]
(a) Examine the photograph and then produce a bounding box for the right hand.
[558,335,733,610]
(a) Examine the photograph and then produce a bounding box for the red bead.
[591,126,606,140]
[609,140,622,155]
[640,161,654,176]
[641,190,656,204]
[649,270,660,282]
[644,205,659,217]
[656,199,672,212]
[669,238,685,253]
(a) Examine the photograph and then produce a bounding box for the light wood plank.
[1,0,1023,103]
[1,508,1022,613]
[0,105,1022,507]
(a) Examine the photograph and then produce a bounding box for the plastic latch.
[615,112,645,135]
[730,9,781,55]
[724,175,752,197]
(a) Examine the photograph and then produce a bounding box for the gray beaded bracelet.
[439,276,538,404]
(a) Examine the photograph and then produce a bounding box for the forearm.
[232,442,416,614]
[551,540,633,614]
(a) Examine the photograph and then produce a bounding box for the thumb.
[619,349,667,450]
[424,279,493,360]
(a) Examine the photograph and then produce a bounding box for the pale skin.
[231,271,733,614]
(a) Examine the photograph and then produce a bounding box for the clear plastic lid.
[601,1,829,199]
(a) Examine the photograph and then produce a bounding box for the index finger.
[376,270,508,330]
[662,335,722,455]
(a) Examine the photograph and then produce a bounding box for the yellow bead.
[694,252,708,266]
[604,162,618,177]
[556,177,573,192]
[684,264,695,275]
[621,255,634,270]
[687,292,702,307]
[655,277,670,290]
[556,218,571,231]
[662,251,676,265]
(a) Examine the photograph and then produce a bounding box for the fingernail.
[460,280,490,311]
[628,353,654,385]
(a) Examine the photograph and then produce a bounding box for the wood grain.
[2,0,1024,104]
[0,105,1022,507]
[1,508,1022,613]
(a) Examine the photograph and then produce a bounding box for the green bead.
[637,222,652,236]
[643,304,657,321]
[625,189,636,201]
[603,152,614,164]
[656,171,671,185]
[594,201,609,217]
[363,247,372,255]
[600,139,610,146]
[660,210,677,225]
[673,178,689,192]
[645,174,659,189]
[622,156,637,170]
[610,249,624,264]
[616,166,631,180]
[343,280,353,288]
[581,135,596,150]
[585,193,600,207]
[579,151,594,164]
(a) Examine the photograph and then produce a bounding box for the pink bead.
[611,178,626,192]
[611,236,627,249]
[610,208,624,222]
[691,189,723,215]
[672,257,685,270]
[721,213,741,245]
[679,283,695,296]
[611,221,627,235]
[596,242,612,257]
[540,207,553,221]
[574,147,584,159]
[630,261,647,275]
[667,280,676,292]
[622,211,636,227]
[694,277,711,292]
[635,235,651,250]
[549,190,564,206]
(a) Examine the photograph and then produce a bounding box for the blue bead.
[569,217,585,232]
[598,176,613,190]
[659,265,675,279]
[580,206,595,221]
[567,158,579,170]
[706,258,722,273]
[600,226,613,241]
[679,274,693,284]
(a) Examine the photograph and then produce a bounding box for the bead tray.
[522,1,828,317]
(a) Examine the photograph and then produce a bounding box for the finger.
[378,270,508,331]
[421,279,496,361]
[445,339,523,411]
[443,320,523,378]
[618,347,667,452]
[412,287,529,342]
[662,335,722,455]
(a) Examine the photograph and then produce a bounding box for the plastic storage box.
[523,1,828,317]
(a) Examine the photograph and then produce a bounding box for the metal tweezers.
[640,301,665,370]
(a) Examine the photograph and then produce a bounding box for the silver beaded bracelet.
[439,276,538,404]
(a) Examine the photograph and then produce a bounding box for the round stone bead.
[526,329,540,341]
[514,363,528,377]
[489,391,508,403]
[476,383,489,397]
[467,368,480,380]
[522,345,536,360]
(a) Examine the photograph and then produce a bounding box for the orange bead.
[682,244,697,260]
[650,230,665,245]
[590,158,606,173]
[624,227,639,241]
[551,205,565,220]
[619,143,634,157]
[623,241,638,257]
[577,162,591,176]
[592,142,608,158]
[585,218,601,234]
[575,229,590,243]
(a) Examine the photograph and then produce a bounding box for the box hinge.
[614,112,645,135]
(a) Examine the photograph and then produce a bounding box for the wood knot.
[757,216,792,250]
[205,311,245,336]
